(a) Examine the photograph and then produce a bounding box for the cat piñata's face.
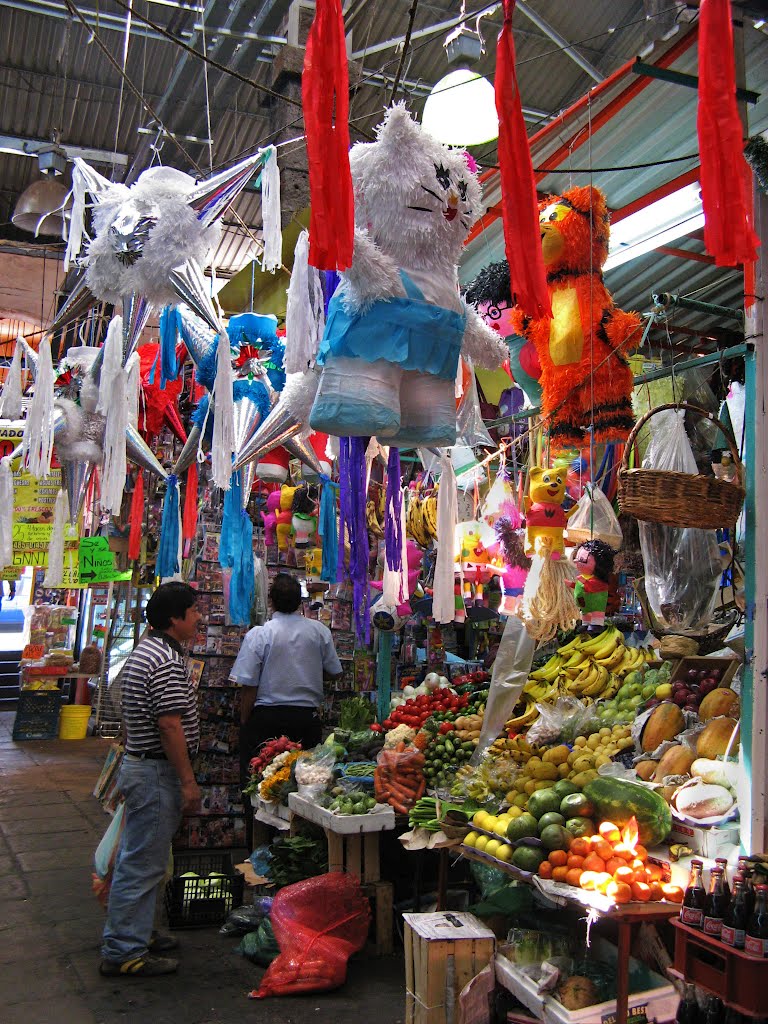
[350,104,482,266]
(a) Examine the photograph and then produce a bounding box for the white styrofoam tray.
[288,792,396,833]
[495,938,678,1024]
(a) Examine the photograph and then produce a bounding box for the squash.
[583,776,672,846]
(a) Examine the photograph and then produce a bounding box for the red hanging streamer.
[495,0,551,320]
[182,460,199,541]
[698,0,759,266]
[127,470,144,562]
[302,0,354,271]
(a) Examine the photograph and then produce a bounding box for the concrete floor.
[0,711,405,1024]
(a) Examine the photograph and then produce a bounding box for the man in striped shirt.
[100,582,202,978]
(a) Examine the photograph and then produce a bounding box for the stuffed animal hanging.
[508,186,641,451]
[308,104,506,446]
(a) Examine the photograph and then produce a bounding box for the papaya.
[635,760,658,782]
[696,717,740,759]
[653,744,696,782]
[641,702,685,753]
[698,688,740,723]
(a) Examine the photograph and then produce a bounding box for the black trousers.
[240,704,322,850]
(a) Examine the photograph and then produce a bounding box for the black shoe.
[99,953,179,977]
[149,931,179,953]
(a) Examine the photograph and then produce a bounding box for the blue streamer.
[191,395,214,441]
[323,271,341,316]
[228,311,278,350]
[156,475,180,578]
[233,377,271,423]
[319,477,339,583]
[159,307,179,389]
[219,470,255,626]
[147,351,159,386]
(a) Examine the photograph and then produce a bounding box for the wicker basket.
[617,403,745,529]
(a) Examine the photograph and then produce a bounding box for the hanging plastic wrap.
[455,364,495,449]
[471,615,534,762]
[566,484,623,549]
[639,410,722,630]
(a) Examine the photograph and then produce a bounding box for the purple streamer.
[385,447,403,575]
[337,436,370,644]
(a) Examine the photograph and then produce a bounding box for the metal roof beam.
[515,1,604,82]
[0,132,129,167]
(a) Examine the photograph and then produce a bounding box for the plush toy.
[262,488,282,547]
[524,467,576,560]
[508,186,641,451]
[568,539,616,630]
[291,484,318,547]
[464,260,542,406]
[309,104,506,446]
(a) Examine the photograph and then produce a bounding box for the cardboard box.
[667,821,740,857]
[404,912,495,1024]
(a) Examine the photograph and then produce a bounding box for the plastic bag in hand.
[250,873,370,998]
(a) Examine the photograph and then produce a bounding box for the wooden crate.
[404,912,495,1024]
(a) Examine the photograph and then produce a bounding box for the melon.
[583,777,672,846]
[641,702,685,753]
[698,688,740,723]
[696,717,740,759]
[635,760,658,782]
[653,744,697,782]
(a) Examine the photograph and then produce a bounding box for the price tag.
[22,644,45,660]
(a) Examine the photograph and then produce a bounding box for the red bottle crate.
[673,919,768,1016]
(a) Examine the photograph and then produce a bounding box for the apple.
[709,668,722,680]
[674,691,690,706]
[645,698,661,709]
[686,669,699,681]
[684,703,699,712]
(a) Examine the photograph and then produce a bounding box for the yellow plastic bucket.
[58,705,91,740]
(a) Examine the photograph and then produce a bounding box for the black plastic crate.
[12,691,66,741]
[164,852,244,928]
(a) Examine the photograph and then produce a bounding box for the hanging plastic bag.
[456,363,495,450]
[565,484,622,549]
[471,616,534,762]
[92,801,125,908]
[250,873,370,998]
[638,411,722,630]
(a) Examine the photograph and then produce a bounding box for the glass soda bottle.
[715,858,731,902]
[676,983,700,1024]
[738,858,755,919]
[704,996,723,1024]
[681,859,707,928]
[745,884,768,958]
[703,868,727,937]
[721,876,747,949]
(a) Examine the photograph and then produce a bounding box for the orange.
[594,872,614,894]
[538,860,553,879]
[582,853,606,874]
[631,881,652,902]
[594,840,615,862]
[552,866,569,882]
[648,881,664,902]
[579,871,599,891]
[662,884,684,904]
[606,880,633,904]
[570,838,591,858]
[646,863,664,882]
[634,844,649,863]
[630,858,646,874]
[549,850,568,868]
[567,855,585,869]
[614,866,636,885]
[599,821,621,843]
[605,857,625,877]
[566,868,584,887]
[612,842,634,860]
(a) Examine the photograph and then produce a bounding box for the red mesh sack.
[250,872,370,998]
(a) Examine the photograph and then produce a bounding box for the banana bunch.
[489,735,544,763]
[406,494,438,547]
[366,492,385,537]
[521,626,656,707]
[503,696,539,731]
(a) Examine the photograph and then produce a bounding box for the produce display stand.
[671,920,768,1017]
[459,846,677,1024]
[288,792,396,954]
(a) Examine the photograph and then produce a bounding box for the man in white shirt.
[231,574,342,834]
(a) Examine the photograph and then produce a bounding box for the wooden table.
[460,846,677,1024]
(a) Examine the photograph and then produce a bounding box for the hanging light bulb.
[421,24,499,147]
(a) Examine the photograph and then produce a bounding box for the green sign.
[78,536,132,584]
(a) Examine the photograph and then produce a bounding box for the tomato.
[369,723,384,733]
[438,722,455,734]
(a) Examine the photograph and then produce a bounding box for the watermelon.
[583,777,672,846]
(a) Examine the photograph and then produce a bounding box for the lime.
[565,817,596,838]
[537,811,566,831]
[539,824,573,852]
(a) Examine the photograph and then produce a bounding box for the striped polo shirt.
[121,631,199,756]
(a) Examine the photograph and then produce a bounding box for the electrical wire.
[388,0,420,105]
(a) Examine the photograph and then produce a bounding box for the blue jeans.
[101,757,182,963]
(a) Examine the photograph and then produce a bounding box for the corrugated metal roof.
[0,0,764,340]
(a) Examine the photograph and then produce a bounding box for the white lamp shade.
[422,69,499,147]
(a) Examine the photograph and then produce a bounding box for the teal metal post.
[376,630,393,724]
